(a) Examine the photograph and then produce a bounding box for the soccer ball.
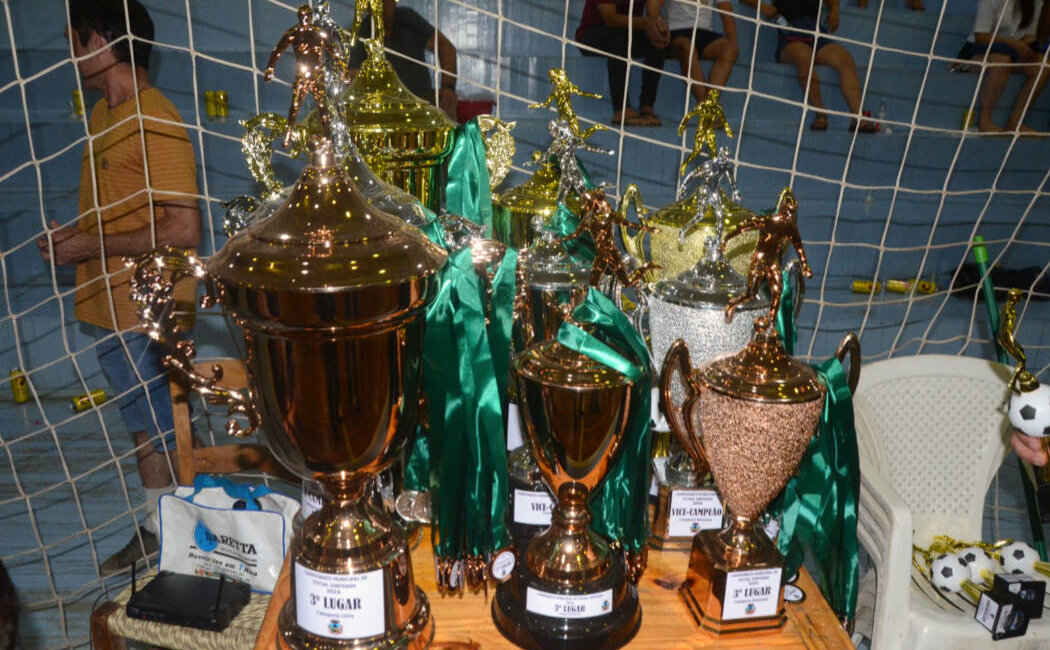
[959,546,995,584]
[999,541,1038,575]
[930,552,967,593]
[1008,383,1050,438]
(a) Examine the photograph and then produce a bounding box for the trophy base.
[491,554,640,650]
[649,457,723,551]
[279,586,433,650]
[679,526,786,635]
[278,495,435,649]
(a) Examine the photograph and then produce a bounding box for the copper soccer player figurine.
[998,288,1039,393]
[530,68,607,141]
[263,5,343,146]
[722,187,813,322]
[679,89,734,176]
[558,188,660,288]
[676,145,741,245]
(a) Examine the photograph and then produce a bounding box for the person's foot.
[99,527,158,576]
[612,107,645,126]
[849,117,879,133]
[978,121,1006,134]
[639,106,662,126]
[810,114,829,131]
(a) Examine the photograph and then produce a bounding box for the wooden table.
[254,537,852,649]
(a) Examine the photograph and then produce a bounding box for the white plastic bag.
[158,475,299,593]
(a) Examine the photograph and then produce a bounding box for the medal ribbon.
[445,118,494,236]
[422,246,516,562]
[554,288,652,551]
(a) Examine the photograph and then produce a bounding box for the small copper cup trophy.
[660,188,853,634]
[132,11,445,647]
[492,305,643,649]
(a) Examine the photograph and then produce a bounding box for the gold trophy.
[660,188,854,635]
[493,69,605,248]
[337,1,454,212]
[492,302,643,649]
[132,14,445,648]
[622,91,756,281]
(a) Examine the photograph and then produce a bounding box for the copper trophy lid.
[702,318,823,404]
[515,338,633,390]
[209,141,445,305]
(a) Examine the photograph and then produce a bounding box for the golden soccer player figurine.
[679,89,734,176]
[558,188,660,288]
[263,5,343,146]
[998,288,1039,393]
[348,0,386,45]
[530,68,608,141]
[722,187,813,323]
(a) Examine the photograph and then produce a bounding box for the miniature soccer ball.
[930,552,967,593]
[959,546,995,584]
[999,541,1039,574]
[1008,384,1050,438]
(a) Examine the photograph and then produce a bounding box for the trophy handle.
[241,112,309,201]
[785,257,807,326]
[835,331,862,394]
[129,246,261,438]
[659,339,709,474]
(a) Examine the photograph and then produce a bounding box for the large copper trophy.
[661,188,858,634]
[131,11,445,648]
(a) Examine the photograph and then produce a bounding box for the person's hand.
[826,8,840,32]
[1011,430,1049,466]
[36,220,96,266]
[646,15,670,49]
[438,87,458,122]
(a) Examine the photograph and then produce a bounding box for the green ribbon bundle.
[550,203,595,266]
[555,288,652,551]
[423,246,517,562]
[772,270,860,621]
[445,118,494,236]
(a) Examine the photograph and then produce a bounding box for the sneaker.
[99,527,159,576]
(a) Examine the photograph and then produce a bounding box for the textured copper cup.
[661,324,859,634]
[492,337,642,650]
[131,142,445,649]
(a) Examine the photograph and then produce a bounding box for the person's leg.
[1005,64,1049,131]
[977,52,1012,132]
[634,34,667,123]
[780,41,827,128]
[814,42,863,115]
[94,331,176,574]
[702,36,738,94]
[579,25,635,120]
[672,35,708,102]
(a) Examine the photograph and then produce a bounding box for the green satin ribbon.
[445,118,493,236]
[554,288,652,551]
[550,203,595,265]
[776,267,797,355]
[774,357,860,621]
[423,246,517,560]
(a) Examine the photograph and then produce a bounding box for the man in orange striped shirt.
[37,0,200,575]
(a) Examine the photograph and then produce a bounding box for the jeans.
[94,329,176,453]
[577,24,666,111]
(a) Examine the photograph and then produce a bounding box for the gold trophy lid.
[648,235,766,310]
[497,161,582,219]
[209,141,446,293]
[702,318,824,404]
[515,339,633,391]
[341,40,453,141]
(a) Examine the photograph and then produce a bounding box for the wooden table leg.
[90,601,127,650]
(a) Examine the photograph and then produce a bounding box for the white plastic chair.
[855,354,1049,649]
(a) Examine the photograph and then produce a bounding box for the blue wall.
[0,0,1047,392]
